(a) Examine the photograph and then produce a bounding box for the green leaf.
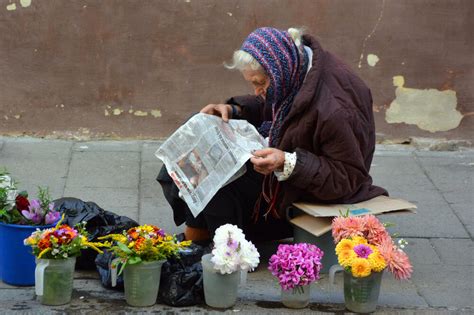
[128,256,142,265]
[118,261,127,276]
[117,242,133,254]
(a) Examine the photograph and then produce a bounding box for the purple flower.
[268,243,324,290]
[353,244,373,259]
[21,199,44,224]
[45,211,61,225]
[21,210,42,224]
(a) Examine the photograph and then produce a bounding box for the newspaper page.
[155,113,267,217]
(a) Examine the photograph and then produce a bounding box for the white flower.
[213,224,246,247]
[0,175,18,211]
[210,224,260,274]
[211,246,240,274]
[239,239,260,271]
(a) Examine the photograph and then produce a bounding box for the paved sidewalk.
[0,136,472,314]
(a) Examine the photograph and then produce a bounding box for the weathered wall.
[0,0,472,142]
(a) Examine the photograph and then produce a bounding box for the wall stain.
[385,76,463,133]
[367,53,379,67]
[20,0,31,8]
[6,3,16,11]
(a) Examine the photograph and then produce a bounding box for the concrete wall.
[0,0,472,142]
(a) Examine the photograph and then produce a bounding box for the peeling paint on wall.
[150,110,162,118]
[112,108,123,116]
[103,107,162,118]
[133,110,148,117]
[6,3,16,11]
[20,0,32,8]
[367,54,379,67]
[385,76,463,133]
[358,0,385,68]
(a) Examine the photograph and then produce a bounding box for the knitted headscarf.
[241,27,309,147]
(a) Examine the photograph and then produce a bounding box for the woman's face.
[242,69,270,100]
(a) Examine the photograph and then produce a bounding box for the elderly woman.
[158,27,387,243]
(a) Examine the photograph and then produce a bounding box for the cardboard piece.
[289,195,417,237]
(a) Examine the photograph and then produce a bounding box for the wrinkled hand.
[200,104,233,122]
[250,148,285,175]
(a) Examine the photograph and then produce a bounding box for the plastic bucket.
[202,253,240,308]
[36,257,76,305]
[0,222,55,286]
[123,260,166,307]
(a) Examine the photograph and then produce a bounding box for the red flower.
[15,194,30,211]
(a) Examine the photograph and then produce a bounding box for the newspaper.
[155,113,267,217]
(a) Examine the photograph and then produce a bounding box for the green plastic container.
[35,257,76,305]
[202,253,240,308]
[281,284,311,309]
[344,270,383,313]
[123,260,166,307]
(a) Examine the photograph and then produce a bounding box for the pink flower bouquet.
[332,214,412,280]
[268,243,324,290]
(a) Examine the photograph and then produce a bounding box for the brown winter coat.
[227,34,387,215]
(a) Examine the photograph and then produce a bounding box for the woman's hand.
[250,148,285,175]
[200,104,233,122]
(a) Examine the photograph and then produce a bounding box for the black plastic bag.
[95,249,124,290]
[158,243,210,306]
[53,197,139,269]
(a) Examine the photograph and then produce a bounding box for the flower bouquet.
[99,224,191,307]
[24,216,107,305]
[268,243,324,308]
[331,214,413,313]
[0,168,61,285]
[0,169,60,225]
[202,224,260,308]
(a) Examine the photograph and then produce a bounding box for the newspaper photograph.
[155,113,267,217]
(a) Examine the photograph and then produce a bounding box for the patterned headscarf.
[241,27,309,147]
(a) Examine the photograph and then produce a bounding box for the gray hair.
[224,27,305,72]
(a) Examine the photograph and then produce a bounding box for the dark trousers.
[157,163,293,242]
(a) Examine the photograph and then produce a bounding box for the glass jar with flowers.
[330,214,413,313]
[201,224,260,309]
[24,216,107,305]
[0,168,61,285]
[99,224,191,307]
[268,243,324,308]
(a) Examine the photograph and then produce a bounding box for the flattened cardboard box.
[290,195,417,237]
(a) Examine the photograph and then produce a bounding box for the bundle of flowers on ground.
[99,224,191,274]
[24,215,108,259]
[268,243,324,291]
[0,168,60,225]
[332,214,412,280]
[335,236,386,278]
[210,224,260,274]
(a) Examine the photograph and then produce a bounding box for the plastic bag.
[53,197,139,269]
[158,243,210,306]
[95,249,124,290]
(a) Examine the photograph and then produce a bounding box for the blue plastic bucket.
[0,222,55,286]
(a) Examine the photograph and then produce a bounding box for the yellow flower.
[368,252,386,272]
[351,258,372,278]
[98,234,127,244]
[336,239,354,255]
[338,249,357,268]
[351,236,368,245]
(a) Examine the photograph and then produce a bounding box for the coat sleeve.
[226,95,265,128]
[286,108,370,201]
